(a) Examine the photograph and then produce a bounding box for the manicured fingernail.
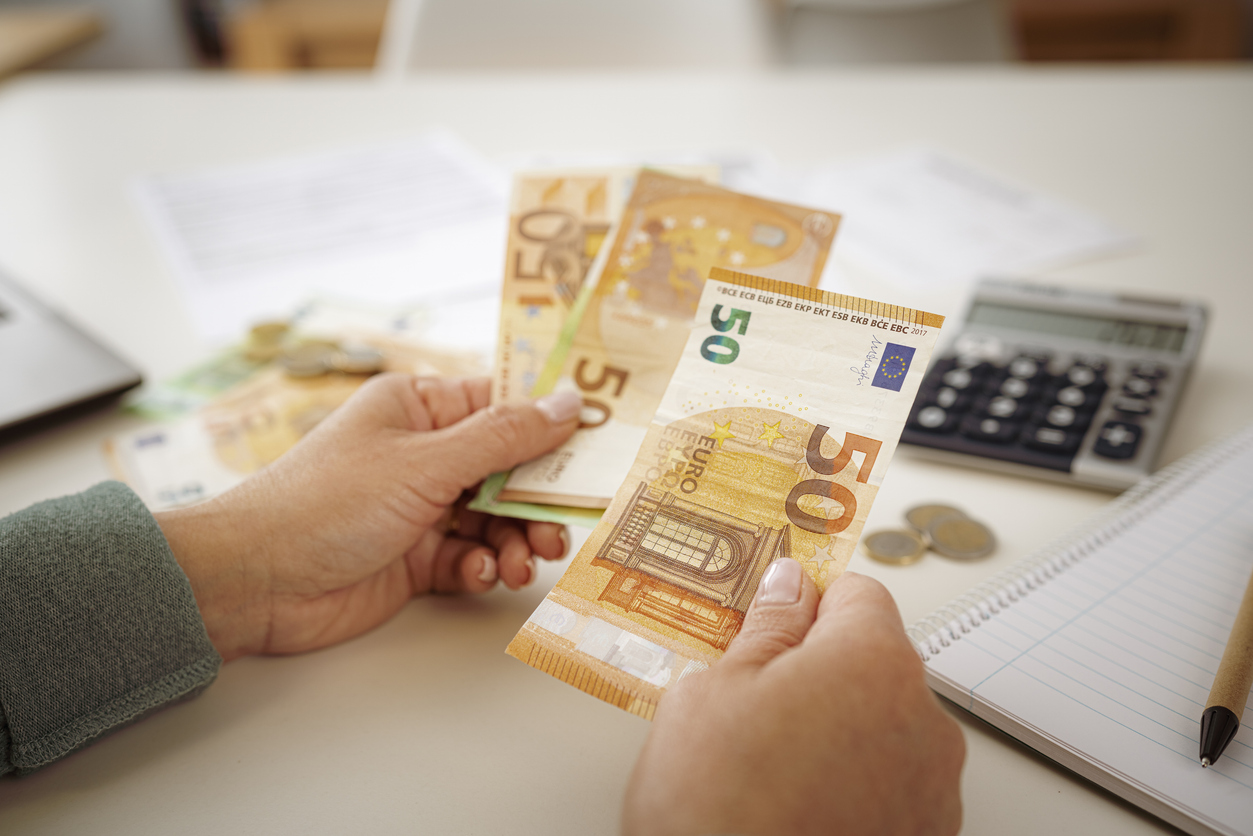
[477,554,497,584]
[757,558,802,606]
[522,557,536,587]
[557,527,570,559]
[535,390,582,423]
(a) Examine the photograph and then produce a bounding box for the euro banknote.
[495,171,840,511]
[492,166,717,405]
[107,337,481,510]
[506,268,943,718]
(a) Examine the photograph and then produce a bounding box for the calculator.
[900,280,1207,491]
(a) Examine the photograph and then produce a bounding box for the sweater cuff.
[0,481,222,774]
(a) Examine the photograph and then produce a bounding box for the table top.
[0,67,1249,835]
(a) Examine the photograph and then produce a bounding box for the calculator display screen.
[967,303,1188,353]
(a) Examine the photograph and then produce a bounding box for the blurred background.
[2,0,1251,78]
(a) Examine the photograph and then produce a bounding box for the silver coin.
[281,344,333,378]
[333,342,385,375]
[927,515,997,560]
[861,529,928,566]
[905,503,967,534]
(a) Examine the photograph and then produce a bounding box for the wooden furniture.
[1013,0,1249,61]
[227,0,388,70]
[0,8,101,80]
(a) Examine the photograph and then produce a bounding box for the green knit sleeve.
[0,482,221,775]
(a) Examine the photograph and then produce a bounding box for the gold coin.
[249,321,290,344]
[905,503,967,534]
[927,516,996,560]
[861,529,928,566]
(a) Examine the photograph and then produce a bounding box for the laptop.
[0,267,142,435]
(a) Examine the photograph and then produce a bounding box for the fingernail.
[535,390,582,424]
[557,527,570,559]
[522,557,536,587]
[477,554,497,584]
[756,558,802,606]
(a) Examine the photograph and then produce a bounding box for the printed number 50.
[701,305,751,365]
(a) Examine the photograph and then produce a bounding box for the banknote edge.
[709,267,946,329]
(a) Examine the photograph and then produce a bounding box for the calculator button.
[1045,404,1077,428]
[1056,386,1087,408]
[999,377,1031,399]
[942,368,975,390]
[1113,396,1152,416]
[1008,356,1041,379]
[1130,361,1167,380]
[986,396,1019,419]
[1123,377,1157,397]
[1022,426,1082,454]
[1094,421,1143,459]
[960,414,1017,443]
[1066,365,1100,388]
[1074,355,1108,373]
[910,405,957,434]
[935,387,960,408]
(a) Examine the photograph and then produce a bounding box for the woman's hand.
[624,561,966,836]
[155,374,582,661]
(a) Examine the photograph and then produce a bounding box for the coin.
[281,343,333,378]
[861,529,928,566]
[333,342,385,375]
[904,503,967,534]
[927,515,996,560]
[249,321,290,343]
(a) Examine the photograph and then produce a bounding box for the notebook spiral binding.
[906,426,1253,662]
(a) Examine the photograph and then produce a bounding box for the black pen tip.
[1199,706,1240,768]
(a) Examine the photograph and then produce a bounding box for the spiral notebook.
[909,423,1253,836]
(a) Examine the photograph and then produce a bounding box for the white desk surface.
[0,68,1250,835]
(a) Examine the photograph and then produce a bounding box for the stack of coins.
[244,321,291,362]
[239,316,388,380]
[861,503,996,565]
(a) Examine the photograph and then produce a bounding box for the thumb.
[418,389,583,500]
[722,558,820,670]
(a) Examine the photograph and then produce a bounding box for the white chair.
[376,0,1010,77]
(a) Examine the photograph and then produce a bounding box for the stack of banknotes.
[474,167,944,717]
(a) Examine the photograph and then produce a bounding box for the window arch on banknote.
[593,483,790,650]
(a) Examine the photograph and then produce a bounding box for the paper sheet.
[136,134,508,342]
[797,149,1138,289]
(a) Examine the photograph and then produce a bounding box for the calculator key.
[1055,386,1088,408]
[942,368,975,390]
[1044,404,1077,428]
[959,414,1018,443]
[1123,377,1157,397]
[1094,421,1143,459]
[1113,396,1152,416]
[1073,355,1108,373]
[1130,361,1167,380]
[910,405,957,434]
[1066,365,1101,388]
[1008,356,1041,379]
[935,386,960,408]
[1022,426,1082,454]
[998,377,1031,399]
[986,396,1019,419]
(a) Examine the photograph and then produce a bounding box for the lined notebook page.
[919,427,1253,836]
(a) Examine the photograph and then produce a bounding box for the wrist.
[155,495,273,662]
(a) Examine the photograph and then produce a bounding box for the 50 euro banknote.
[493,170,839,513]
[506,267,943,718]
[492,166,717,406]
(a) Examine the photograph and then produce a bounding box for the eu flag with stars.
[872,343,916,392]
